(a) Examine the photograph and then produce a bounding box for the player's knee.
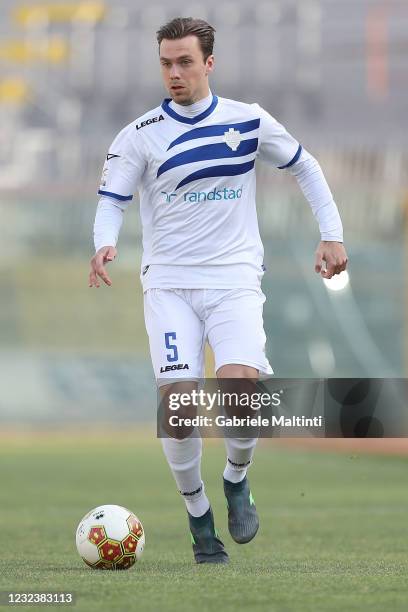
[159,380,198,440]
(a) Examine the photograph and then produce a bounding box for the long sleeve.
[288,149,343,242]
[93,120,147,253]
[93,196,125,252]
[255,103,343,242]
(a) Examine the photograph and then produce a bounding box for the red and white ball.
[76,505,145,570]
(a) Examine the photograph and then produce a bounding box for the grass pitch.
[0,430,407,612]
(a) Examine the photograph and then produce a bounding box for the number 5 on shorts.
[164,331,179,362]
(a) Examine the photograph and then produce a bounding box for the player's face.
[159,35,214,105]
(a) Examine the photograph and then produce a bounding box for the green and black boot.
[188,507,229,564]
[223,476,259,544]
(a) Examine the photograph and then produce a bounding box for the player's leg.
[205,288,272,543]
[206,288,272,484]
[159,381,209,517]
[144,288,207,515]
[159,382,228,564]
[217,364,260,485]
[216,365,261,544]
[143,288,228,563]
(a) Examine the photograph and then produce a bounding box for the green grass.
[0,431,407,611]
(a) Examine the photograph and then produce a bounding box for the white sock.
[223,437,258,483]
[161,432,210,517]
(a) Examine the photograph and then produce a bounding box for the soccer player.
[88,17,347,564]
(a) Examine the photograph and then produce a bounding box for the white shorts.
[143,288,273,387]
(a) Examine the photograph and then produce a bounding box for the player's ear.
[205,55,214,75]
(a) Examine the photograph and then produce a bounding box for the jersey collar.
[161,94,218,125]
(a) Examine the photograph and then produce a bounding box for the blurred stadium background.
[0,0,407,427]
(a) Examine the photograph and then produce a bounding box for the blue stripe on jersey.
[98,189,133,201]
[157,138,258,178]
[278,144,302,169]
[168,118,260,150]
[161,95,219,125]
[176,160,255,190]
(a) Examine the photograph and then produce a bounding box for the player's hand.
[88,245,117,288]
[314,241,348,279]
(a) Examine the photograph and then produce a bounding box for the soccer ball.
[76,505,145,570]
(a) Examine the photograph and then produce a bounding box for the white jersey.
[97,94,302,290]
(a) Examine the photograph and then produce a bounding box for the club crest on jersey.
[136,114,164,130]
[223,128,241,151]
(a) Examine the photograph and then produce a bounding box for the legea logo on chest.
[136,114,165,130]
